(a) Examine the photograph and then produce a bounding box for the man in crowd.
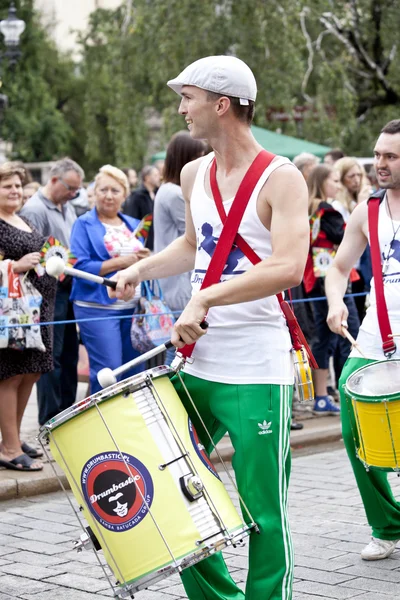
[293,152,319,183]
[110,55,309,600]
[123,165,161,250]
[21,158,84,426]
[324,148,345,166]
[326,120,400,560]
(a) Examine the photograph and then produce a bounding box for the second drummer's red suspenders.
[180,150,317,368]
[368,193,397,357]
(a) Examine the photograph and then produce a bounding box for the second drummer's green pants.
[339,357,400,541]
[172,372,294,600]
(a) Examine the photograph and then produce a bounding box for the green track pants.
[172,372,294,600]
[339,357,400,540]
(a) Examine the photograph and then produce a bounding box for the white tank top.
[353,195,400,359]
[183,152,294,384]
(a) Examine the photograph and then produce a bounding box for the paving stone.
[337,563,400,582]
[342,576,400,595]
[0,574,56,595]
[19,518,78,535]
[294,566,356,585]
[43,573,111,593]
[0,562,62,580]
[3,550,69,567]
[0,546,19,558]
[351,594,396,600]
[6,538,71,555]
[293,580,364,598]
[9,528,74,545]
[162,582,187,596]
[0,523,29,536]
[21,590,112,600]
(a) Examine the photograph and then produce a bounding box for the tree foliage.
[0,0,76,161]
[2,0,400,169]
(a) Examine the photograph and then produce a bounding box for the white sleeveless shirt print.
[352,195,400,360]
[184,152,294,385]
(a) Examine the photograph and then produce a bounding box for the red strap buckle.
[382,339,397,357]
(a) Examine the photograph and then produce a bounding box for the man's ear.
[215,96,231,117]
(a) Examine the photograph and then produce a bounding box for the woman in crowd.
[333,157,371,220]
[334,157,372,322]
[303,164,359,415]
[0,163,57,471]
[22,181,40,207]
[154,131,206,364]
[70,165,150,394]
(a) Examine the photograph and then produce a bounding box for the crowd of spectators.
[0,133,376,470]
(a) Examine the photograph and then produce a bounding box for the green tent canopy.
[151,125,331,163]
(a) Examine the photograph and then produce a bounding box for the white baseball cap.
[167,55,257,106]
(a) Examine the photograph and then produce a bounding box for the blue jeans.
[37,285,79,426]
[311,294,360,371]
[73,304,144,395]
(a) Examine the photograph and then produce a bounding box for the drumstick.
[341,326,367,359]
[46,256,117,289]
[97,321,209,388]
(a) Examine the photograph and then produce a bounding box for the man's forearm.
[325,267,349,306]
[135,236,196,282]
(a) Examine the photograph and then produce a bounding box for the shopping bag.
[0,260,45,351]
[130,280,175,353]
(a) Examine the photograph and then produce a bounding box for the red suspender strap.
[180,150,275,359]
[368,196,396,356]
[212,170,317,368]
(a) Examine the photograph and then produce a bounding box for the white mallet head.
[97,368,117,389]
[46,256,66,278]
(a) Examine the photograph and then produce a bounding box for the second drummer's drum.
[344,359,400,471]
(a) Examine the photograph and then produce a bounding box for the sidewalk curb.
[0,463,70,501]
[0,420,343,502]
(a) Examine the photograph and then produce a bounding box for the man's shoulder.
[20,192,48,219]
[21,191,45,211]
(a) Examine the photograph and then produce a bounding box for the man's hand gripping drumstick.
[340,321,367,359]
[107,234,208,349]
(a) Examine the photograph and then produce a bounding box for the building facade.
[35,0,122,56]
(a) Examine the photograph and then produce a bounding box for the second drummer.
[326,119,400,561]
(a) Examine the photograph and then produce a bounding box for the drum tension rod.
[159,453,189,471]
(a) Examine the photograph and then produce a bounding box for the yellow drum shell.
[48,371,245,590]
[351,397,400,470]
[345,360,400,471]
[292,348,314,403]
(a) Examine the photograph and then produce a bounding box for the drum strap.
[368,196,396,357]
[180,150,317,368]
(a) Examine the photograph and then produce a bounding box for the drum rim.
[38,365,174,436]
[344,358,400,402]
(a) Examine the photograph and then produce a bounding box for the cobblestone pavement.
[0,448,399,599]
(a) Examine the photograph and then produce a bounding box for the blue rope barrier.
[0,292,368,329]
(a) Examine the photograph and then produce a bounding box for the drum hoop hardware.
[158,452,189,471]
[91,400,182,573]
[39,366,174,435]
[384,400,400,470]
[175,371,259,534]
[148,377,232,536]
[351,397,370,471]
[38,429,122,591]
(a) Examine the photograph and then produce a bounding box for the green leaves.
[2,0,399,171]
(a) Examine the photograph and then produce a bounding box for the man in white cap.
[111,55,309,599]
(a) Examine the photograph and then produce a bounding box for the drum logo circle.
[188,418,220,479]
[81,452,154,532]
